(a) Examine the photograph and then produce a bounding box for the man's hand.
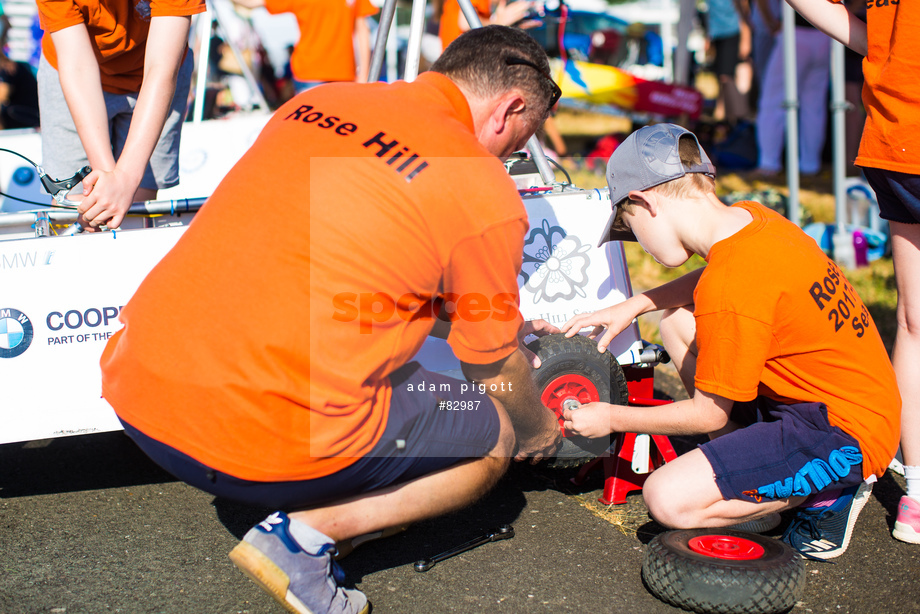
[462,349,561,464]
[561,402,616,439]
[514,417,562,463]
[560,305,635,353]
[78,168,139,229]
[518,318,561,368]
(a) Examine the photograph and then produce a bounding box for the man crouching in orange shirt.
[99,26,563,614]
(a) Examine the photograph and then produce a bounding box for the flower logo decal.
[520,220,591,303]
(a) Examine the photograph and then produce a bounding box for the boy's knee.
[643,469,697,529]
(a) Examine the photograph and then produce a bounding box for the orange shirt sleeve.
[356,0,377,18]
[444,218,527,365]
[149,0,207,17]
[36,0,85,33]
[264,0,295,15]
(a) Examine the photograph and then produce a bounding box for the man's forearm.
[463,350,556,440]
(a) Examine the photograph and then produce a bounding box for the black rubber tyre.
[642,529,805,614]
[527,333,629,469]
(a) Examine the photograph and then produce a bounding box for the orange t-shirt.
[265,0,377,83]
[37,0,205,95]
[694,202,901,480]
[854,0,920,173]
[100,72,527,482]
[439,0,492,50]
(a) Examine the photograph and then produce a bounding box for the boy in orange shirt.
[36,0,205,230]
[561,123,901,559]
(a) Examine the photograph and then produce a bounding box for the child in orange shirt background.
[234,0,378,90]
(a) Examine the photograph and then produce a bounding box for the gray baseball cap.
[598,123,716,246]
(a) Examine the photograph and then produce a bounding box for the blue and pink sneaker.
[893,496,920,545]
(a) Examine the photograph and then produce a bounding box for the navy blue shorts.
[120,362,501,510]
[699,397,864,503]
[863,167,920,225]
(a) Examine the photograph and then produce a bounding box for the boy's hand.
[519,318,561,368]
[78,168,137,230]
[561,402,615,439]
[560,306,634,353]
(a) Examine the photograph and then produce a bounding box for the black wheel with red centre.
[642,529,805,614]
[526,333,628,468]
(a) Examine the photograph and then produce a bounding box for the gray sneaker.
[229,511,369,614]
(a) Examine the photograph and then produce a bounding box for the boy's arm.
[50,24,119,180]
[561,267,704,353]
[77,15,192,230]
[562,388,734,438]
[785,0,867,55]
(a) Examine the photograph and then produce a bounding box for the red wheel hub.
[687,535,766,560]
[540,374,600,436]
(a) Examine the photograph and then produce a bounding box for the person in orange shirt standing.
[234,0,377,91]
[785,0,920,547]
[561,123,900,560]
[36,0,206,230]
[100,26,563,613]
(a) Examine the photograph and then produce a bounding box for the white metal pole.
[831,40,847,231]
[193,10,213,124]
[386,6,399,82]
[782,3,800,226]
[829,38,856,266]
[660,0,675,84]
[368,0,398,83]
[404,0,427,82]
[675,0,695,85]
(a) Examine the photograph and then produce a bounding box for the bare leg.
[290,399,516,542]
[642,448,806,528]
[890,222,920,472]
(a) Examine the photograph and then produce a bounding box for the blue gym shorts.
[863,167,920,225]
[120,361,501,510]
[699,397,865,504]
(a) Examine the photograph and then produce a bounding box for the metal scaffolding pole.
[782,3,800,227]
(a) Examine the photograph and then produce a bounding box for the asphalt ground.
[2,369,919,614]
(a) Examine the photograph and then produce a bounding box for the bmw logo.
[0,308,34,358]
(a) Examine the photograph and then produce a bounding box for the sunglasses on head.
[504,56,562,112]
